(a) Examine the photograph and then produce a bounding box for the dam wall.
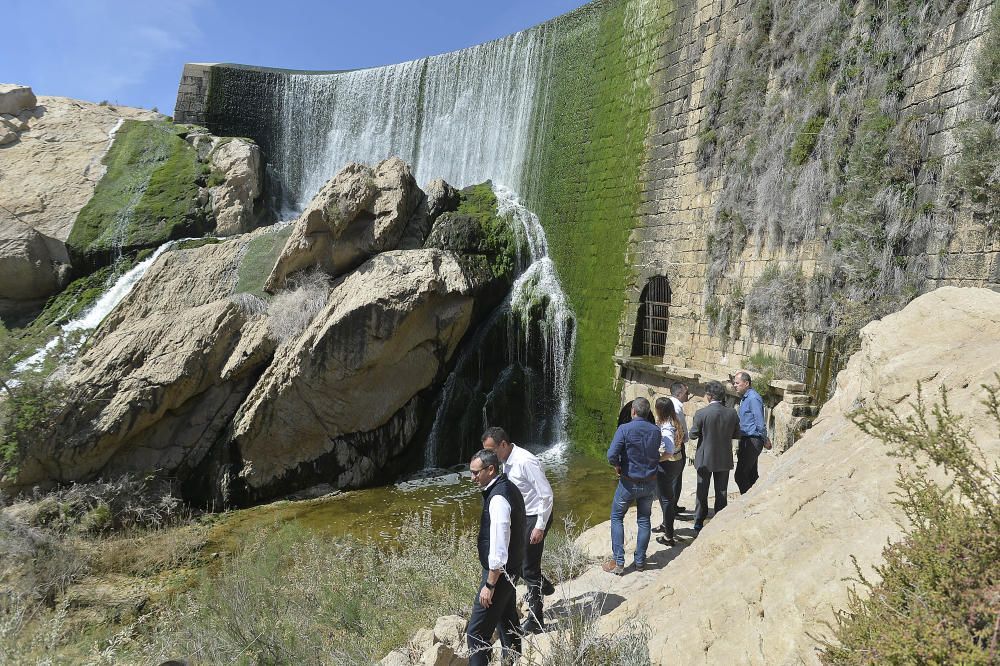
[176,0,1000,452]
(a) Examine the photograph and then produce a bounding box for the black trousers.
[735,436,765,494]
[656,457,685,538]
[467,569,520,666]
[522,513,553,606]
[672,448,685,507]
[694,468,729,525]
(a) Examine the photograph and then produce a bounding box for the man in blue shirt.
[603,396,661,575]
[733,370,768,494]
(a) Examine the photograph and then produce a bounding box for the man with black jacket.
[466,448,527,666]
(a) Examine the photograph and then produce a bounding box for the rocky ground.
[388,287,1000,666]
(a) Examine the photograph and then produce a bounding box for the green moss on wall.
[67,120,207,272]
[527,0,669,456]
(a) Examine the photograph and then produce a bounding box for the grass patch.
[67,119,207,271]
[129,515,480,664]
[235,225,294,298]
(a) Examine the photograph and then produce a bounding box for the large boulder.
[264,157,422,291]
[0,215,71,302]
[602,286,1000,664]
[233,248,485,499]
[0,95,159,242]
[8,235,275,500]
[0,84,36,116]
[209,138,262,236]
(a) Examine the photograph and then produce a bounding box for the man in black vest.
[466,448,527,666]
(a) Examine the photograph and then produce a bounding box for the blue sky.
[3,1,589,116]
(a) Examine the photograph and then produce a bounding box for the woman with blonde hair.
[654,396,685,546]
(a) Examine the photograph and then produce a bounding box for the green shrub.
[789,114,826,165]
[823,380,1000,664]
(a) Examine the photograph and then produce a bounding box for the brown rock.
[209,138,262,236]
[264,157,421,291]
[0,214,70,301]
[0,84,36,116]
[234,248,479,496]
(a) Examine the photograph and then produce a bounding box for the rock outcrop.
[597,287,1000,664]
[208,138,262,236]
[233,248,484,497]
[264,157,422,292]
[0,215,71,303]
[4,160,522,507]
[11,234,276,497]
[0,84,37,116]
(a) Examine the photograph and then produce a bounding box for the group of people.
[603,372,770,575]
[463,372,769,663]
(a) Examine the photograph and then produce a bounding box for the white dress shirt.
[669,395,688,437]
[503,444,554,530]
[483,476,512,570]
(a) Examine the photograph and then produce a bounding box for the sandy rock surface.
[593,286,1000,664]
[0,95,159,241]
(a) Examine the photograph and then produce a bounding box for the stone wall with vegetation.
[175,0,1000,451]
[627,0,1000,404]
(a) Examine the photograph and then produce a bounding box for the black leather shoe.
[675,505,688,513]
[521,617,544,634]
[651,524,666,533]
[656,535,676,547]
[541,576,555,596]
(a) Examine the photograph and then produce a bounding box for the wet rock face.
[3,159,526,508]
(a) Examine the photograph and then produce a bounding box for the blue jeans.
[610,477,656,566]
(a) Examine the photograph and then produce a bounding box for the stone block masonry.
[174,0,1000,452]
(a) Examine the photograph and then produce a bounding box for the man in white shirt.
[466,448,526,666]
[482,427,555,634]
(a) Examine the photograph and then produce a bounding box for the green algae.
[527,0,671,456]
[235,226,294,298]
[67,120,206,271]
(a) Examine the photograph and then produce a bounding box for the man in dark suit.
[688,380,741,531]
[466,448,526,666]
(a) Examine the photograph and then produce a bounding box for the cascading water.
[265,17,578,472]
[275,28,547,210]
[421,186,575,469]
[15,240,188,373]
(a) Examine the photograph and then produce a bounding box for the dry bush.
[267,269,331,343]
[543,514,594,585]
[10,475,187,534]
[131,513,480,665]
[520,595,651,666]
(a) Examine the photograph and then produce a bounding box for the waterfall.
[422,186,575,468]
[499,186,576,438]
[275,28,548,210]
[15,240,188,373]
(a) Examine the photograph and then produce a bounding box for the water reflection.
[208,446,613,549]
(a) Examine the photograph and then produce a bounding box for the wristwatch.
[484,581,495,590]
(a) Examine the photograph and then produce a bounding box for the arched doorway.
[631,276,671,357]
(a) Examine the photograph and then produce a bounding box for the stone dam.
[175,0,1000,453]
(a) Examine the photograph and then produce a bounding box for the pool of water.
[205,444,616,551]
